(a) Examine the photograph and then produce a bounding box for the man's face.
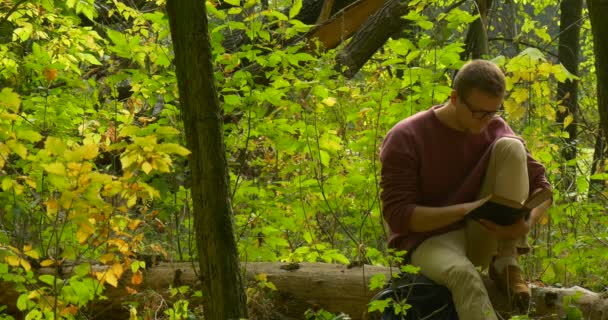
[456,89,504,134]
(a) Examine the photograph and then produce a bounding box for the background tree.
[166,0,248,319]
[556,0,583,195]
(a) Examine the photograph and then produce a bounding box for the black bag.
[369,273,458,320]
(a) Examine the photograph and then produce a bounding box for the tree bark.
[305,0,387,51]
[335,0,410,78]
[166,1,248,319]
[2,262,608,320]
[587,0,608,198]
[555,0,583,196]
[461,0,491,60]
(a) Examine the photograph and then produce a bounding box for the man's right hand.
[462,195,492,217]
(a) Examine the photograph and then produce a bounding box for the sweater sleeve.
[527,154,552,192]
[379,128,419,235]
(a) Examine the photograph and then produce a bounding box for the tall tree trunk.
[556,0,583,196]
[461,0,491,60]
[588,0,608,193]
[166,1,248,319]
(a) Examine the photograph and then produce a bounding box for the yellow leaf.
[45,137,66,156]
[127,219,142,231]
[46,199,59,216]
[256,273,267,282]
[511,87,529,103]
[100,253,116,265]
[40,259,55,267]
[20,258,31,272]
[108,239,130,254]
[563,114,573,129]
[105,272,118,287]
[0,88,21,112]
[6,255,20,266]
[28,289,41,300]
[322,97,337,107]
[94,271,105,285]
[82,144,98,160]
[24,247,39,260]
[111,263,124,278]
[141,162,152,174]
[76,220,95,244]
[539,215,549,225]
[44,162,66,176]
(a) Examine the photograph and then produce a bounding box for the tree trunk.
[555,0,583,196]
[461,0,491,60]
[305,0,387,51]
[587,0,608,198]
[2,262,608,320]
[166,1,248,319]
[335,0,410,78]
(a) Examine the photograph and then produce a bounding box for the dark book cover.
[466,189,553,226]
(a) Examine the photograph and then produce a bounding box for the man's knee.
[492,137,526,162]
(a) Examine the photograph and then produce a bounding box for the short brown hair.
[453,60,506,100]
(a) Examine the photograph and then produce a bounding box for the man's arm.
[409,197,491,232]
[528,198,552,226]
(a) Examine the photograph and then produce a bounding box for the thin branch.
[488,37,559,58]
[0,0,29,26]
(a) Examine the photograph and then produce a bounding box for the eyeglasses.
[461,97,504,119]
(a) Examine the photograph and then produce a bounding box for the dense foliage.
[0,0,604,319]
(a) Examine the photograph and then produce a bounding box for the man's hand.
[462,195,493,217]
[478,216,530,240]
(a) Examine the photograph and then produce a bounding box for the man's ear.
[449,90,458,104]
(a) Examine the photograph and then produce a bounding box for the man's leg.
[411,229,497,320]
[466,137,531,304]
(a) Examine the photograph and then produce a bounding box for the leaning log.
[2,262,608,319]
[334,0,410,78]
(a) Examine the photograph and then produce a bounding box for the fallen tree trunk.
[2,262,608,319]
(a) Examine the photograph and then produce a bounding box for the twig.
[0,0,29,26]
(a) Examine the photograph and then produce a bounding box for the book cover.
[466,188,553,226]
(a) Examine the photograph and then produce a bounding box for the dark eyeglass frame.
[460,96,504,120]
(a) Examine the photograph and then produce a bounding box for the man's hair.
[453,60,506,100]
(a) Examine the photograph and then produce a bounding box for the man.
[379,59,552,319]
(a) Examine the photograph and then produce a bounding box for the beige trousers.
[410,137,530,320]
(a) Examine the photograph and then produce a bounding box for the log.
[2,262,608,319]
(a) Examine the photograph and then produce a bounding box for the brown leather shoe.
[489,263,531,311]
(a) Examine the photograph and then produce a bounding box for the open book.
[466,188,553,225]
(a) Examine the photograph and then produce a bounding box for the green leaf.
[369,273,386,290]
[16,293,28,311]
[400,264,420,274]
[224,0,240,5]
[16,130,42,143]
[223,94,241,105]
[80,53,102,65]
[0,88,21,112]
[158,143,191,156]
[289,0,302,18]
[39,274,56,286]
[106,29,128,47]
[45,137,67,155]
[0,263,8,274]
[75,263,91,277]
[319,150,330,167]
[303,231,313,244]
[1,178,12,191]
[44,162,66,176]
[368,298,391,313]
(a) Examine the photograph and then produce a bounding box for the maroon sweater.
[379,106,551,252]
